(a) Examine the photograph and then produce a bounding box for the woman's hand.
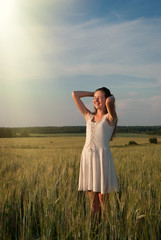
[106,95,115,104]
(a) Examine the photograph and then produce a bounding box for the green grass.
[29,133,86,137]
[116,133,158,138]
[0,135,161,239]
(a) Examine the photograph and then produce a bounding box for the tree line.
[0,126,161,138]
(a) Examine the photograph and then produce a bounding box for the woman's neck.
[95,109,105,116]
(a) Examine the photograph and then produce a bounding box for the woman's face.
[93,90,106,110]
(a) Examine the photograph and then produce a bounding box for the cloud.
[29,18,161,84]
[53,17,161,83]
[117,94,161,125]
[1,14,161,87]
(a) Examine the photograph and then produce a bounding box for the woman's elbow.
[72,91,75,98]
[72,91,78,98]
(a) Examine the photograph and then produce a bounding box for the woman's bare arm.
[72,91,94,121]
[105,96,117,123]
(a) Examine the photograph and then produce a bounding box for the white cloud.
[52,18,161,83]
[117,95,161,125]
[35,18,161,86]
[1,15,161,86]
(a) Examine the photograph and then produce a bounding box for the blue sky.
[0,0,161,127]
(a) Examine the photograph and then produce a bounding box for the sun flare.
[0,0,16,32]
[0,0,38,83]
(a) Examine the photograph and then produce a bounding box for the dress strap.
[89,113,94,120]
[85,113,93,122]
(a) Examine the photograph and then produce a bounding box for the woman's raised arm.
[72,91,94,121]
[105,95,117,123]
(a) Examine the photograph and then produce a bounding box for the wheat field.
[0,135,161,239]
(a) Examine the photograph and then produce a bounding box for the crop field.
[0,134,161,239]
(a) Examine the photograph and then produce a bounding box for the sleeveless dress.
[78,113,119,194]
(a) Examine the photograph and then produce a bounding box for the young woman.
[72,87,119,220]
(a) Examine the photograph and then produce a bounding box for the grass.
[0,134,161,239]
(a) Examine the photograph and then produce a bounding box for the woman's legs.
[88,191,99,219]
[98,193,110,220]
[88,191,110,220]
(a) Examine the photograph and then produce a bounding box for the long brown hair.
[94,87,117,140]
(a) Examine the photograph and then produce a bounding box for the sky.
[0,0,161,127]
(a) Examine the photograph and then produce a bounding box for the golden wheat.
[0,136,160,239]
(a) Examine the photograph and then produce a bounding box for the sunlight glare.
[0,0,37,83]
[0,0,16,32]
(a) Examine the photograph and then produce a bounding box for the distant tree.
[128,140,138,145]
[20,129,30,137]
[149,137,157,144]
[4,125,161,136]
[0,128,13,138]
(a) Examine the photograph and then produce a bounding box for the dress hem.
[78,188,119,194]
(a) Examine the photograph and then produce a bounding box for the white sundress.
[78,113,119,194]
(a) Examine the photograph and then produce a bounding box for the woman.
[72,87,119,220]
